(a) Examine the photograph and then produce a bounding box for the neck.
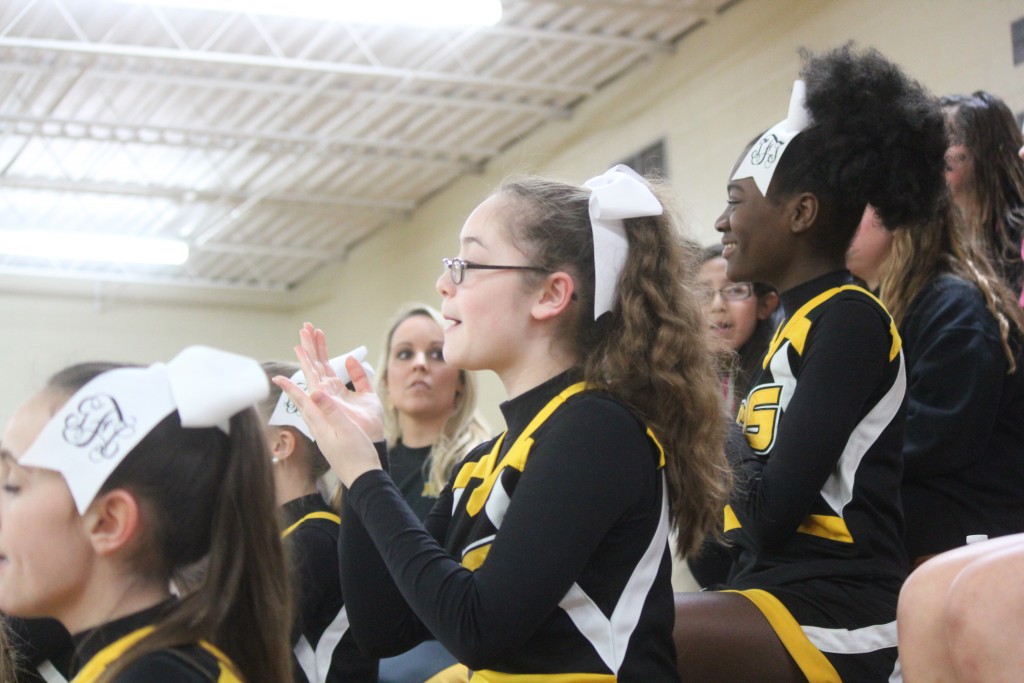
[60,569,171,636]
[397,413,447,448]
[774,255,846,294]
[498,344,577,399]
[275,462,318,507]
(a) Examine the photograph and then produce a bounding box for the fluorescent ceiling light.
[114,0,503,27]
[0,231,189,266]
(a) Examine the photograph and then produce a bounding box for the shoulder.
[905,274,996,335]
[806,288,895,345]
[539,391,652,456]
[113,647,218,682]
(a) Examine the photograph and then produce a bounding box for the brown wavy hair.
[498,175,731,557]
[0,618,17,683]
[940,91,1024,291]
[46,362,293,683]
[880,195,1024,373]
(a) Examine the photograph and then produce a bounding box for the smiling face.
[715,173,794,289]
[384,313,462,426]
[698,256,760,351]
[0,390,92,621]
[436,194,540,377]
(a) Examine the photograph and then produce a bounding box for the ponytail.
[46,365,292,683]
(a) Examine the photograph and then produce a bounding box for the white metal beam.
[0,175,416,211]
[0,37,595,96]
[0,113,493,165]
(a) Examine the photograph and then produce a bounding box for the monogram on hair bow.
[267,346,375,441]
[584,164,663,319]
[20,345,269,514]
[731,80,811,196]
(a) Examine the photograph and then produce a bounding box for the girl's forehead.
[460,195,509,247]
[1,390,62,461]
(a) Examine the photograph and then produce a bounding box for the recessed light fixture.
[114,0,503,27]
[0,231,189,266]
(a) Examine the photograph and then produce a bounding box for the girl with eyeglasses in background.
[698,243,781,416]
[276,165,730,682]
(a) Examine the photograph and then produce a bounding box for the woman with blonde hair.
[377,304,489,520]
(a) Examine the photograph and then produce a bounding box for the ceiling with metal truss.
[0,0,740,302]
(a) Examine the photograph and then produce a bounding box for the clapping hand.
[273,323,385,487]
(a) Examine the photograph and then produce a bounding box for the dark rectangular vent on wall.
[1013,16,1024,65]
[618,139,667,179]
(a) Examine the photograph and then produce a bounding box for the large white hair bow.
[731,80,811,196]
[584,164,663,319]
[20,345,268,514]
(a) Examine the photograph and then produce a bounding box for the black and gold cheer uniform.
[340,371,679,682]
[280,494,378,683]
[69,602,240,682]
[725,271,908,682]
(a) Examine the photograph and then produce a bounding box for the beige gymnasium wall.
[1,0,1020,426]
[295,0,1024,427]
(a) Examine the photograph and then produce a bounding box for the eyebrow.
[460,235,485,248]
[727,183,744,193]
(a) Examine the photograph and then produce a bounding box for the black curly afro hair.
[766,44,948,258]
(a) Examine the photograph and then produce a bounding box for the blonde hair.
[0,619,17,683]
[378,304,490,494]
[880,195,1024,373]
[498,176,731,557]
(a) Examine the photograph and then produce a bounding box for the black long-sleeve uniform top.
[899,273,1024,558]
[69,602,237,682]
[724,271,908,587]
[339,370,679,681]
[280,494,378,683]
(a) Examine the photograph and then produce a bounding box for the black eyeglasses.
[697,282,754,303]
[441,257,550,286]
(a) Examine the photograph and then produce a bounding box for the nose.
[714,208,729,233]
[413,350,429,368]
[708,290,727,311]
[436,270,453,298]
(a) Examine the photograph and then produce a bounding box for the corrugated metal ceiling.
[0,0,740,301]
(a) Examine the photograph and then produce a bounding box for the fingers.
[314,328,334,376]
[294,344,323,395]
[346,355,374,393]
[273,375,312,416]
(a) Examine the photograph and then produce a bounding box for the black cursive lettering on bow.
[748,133,784,170]
[284,381,308,415]
[62,394,137,462]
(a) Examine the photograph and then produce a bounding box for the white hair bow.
[20,345,269,514]
[584,164,663,319]
[267,346,375,441]
[731,80,811,196]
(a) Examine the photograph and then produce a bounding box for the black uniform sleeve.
[900,281,1006,480]
[342,398,653,671]
[731,298,892,551]
[339,450,454,657]
[686,422,748,587]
